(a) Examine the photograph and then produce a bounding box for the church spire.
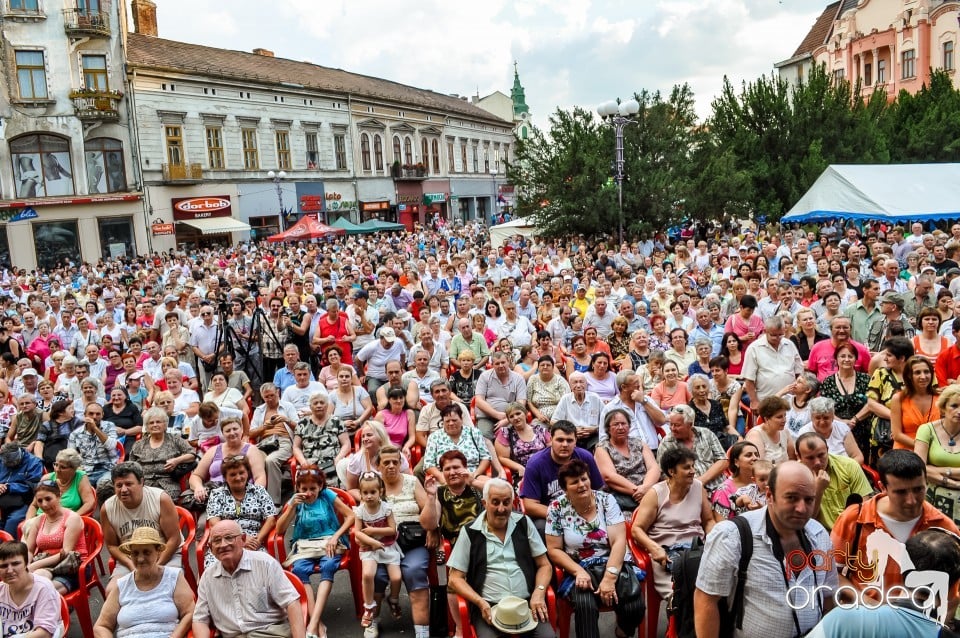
[511,60,529,117]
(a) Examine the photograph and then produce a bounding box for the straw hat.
[490,596,538,634]
[119,527,165,555]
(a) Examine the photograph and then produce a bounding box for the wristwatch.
[606,566,619,575]
[536,585,546,591]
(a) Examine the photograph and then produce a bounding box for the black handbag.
[170,458,198,481]
[396,521,427,552]
[587,561,642,603]
[873,418,893,449]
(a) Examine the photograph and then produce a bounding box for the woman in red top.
[314,299,356,365]
[24,481,88,594]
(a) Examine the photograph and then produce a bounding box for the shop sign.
[327,199,357,211]
[423,193,447,204]
[300,195,324,213]
[361,201,390,212]
[3,207,39,223]
[151,223,175,235]
[171,196,232,220]
[499,185,515,194]
[397,194,420,204]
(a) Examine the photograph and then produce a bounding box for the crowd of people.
[3,218,960,637]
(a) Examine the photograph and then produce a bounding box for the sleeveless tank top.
[36,470,84,515]
[210,443,251,483]
[116,566,181,638]
[646,479,705,547]
[35,510,87,558]
[104,485,183,547]
[757,427,788,465]
[386,474,421,525]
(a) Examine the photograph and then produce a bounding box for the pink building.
[775,0,959,99]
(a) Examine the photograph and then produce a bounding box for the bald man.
[694,461,837,638]
[193,520,306,638]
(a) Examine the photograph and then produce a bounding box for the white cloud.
[150,0,828,126]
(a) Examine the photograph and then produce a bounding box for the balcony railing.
[69,89,121,121]
[63,8,110,37]
[391,165,428,180]
[162,163,203,183]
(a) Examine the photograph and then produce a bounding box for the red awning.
[266,215,346,242]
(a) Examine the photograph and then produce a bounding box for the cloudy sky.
[149,0,829,126]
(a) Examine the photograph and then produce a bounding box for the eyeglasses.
[201,312,212,316]
[39,479,57,487]
[228,455,246,462]
[296,467,321,480]
[209,534,241,546]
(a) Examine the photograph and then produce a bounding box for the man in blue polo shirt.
[519,421,603,535]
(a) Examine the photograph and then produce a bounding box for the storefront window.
[98,217,134,260]
[34,220,79,270]
[10,134,75,198]
[0,227,11,271]
[249,215,280,240]
[84,138,126,194]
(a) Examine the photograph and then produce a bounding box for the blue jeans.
[290,556,341,583]
[2,504,28,537]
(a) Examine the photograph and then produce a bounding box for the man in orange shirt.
[935,317,960,386]
[830,450,959,601]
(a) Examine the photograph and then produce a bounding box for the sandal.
[388,597,403,620]
[361,608,375,628]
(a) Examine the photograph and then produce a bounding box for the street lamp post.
[267,170,287,231]
[597,98,640,245]
[489,168,498,224]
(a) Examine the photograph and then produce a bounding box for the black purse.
[586,561,642,603]
[170,458,198,481]
[396,521,427,552]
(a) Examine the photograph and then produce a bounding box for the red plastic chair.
[0,530,12,542]
[628,508,673,638]
[456,586,557,638]
[861,463,882,492]
[116,440,126,462]
[266,486,363,619]
[59,595,70,636]
[176,505,198,592]
[63,516,106,638]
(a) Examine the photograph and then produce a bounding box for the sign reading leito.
[171,196,232,220]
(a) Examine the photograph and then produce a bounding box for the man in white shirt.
[551,372,603,449]
[583,296,617,339]
[279,362,327,416]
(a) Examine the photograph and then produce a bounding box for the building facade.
[0,0,145,270]
[124,1,514,253]
[775,0,959,97]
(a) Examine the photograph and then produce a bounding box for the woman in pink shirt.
[723,295,764,347]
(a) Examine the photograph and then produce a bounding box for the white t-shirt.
[796,419,853,457]
[281,382,328,415]
[172,388,200,416]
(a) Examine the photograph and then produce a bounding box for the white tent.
[781,163,960,224]
[489,216,539,247]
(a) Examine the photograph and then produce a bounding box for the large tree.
[709,64,889,220]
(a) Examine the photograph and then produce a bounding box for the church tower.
[511,62,531,140]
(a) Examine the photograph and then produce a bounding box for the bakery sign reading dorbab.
[171,196,233,220]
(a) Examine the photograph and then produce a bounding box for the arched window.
[10,133,75,197]
[84,137,126,193]
[393,135,402,163]
[360,133,371,171]
[404,137,413,166]
[421,138,429,171]
[373,134,384,171]
[431,139,440,174]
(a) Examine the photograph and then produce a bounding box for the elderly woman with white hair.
[687,373,740,449]
[795,396,864,464]
[656,404,728,496]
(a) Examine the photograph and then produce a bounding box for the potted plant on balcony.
[416,162,426,177]
[391,161,401,178]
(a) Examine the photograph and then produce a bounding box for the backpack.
[671,516,753,638]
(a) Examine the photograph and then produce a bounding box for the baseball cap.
[163,294,178,304]
[20,368,38,378]
[880,291,905,308]
[379,327,397,343]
